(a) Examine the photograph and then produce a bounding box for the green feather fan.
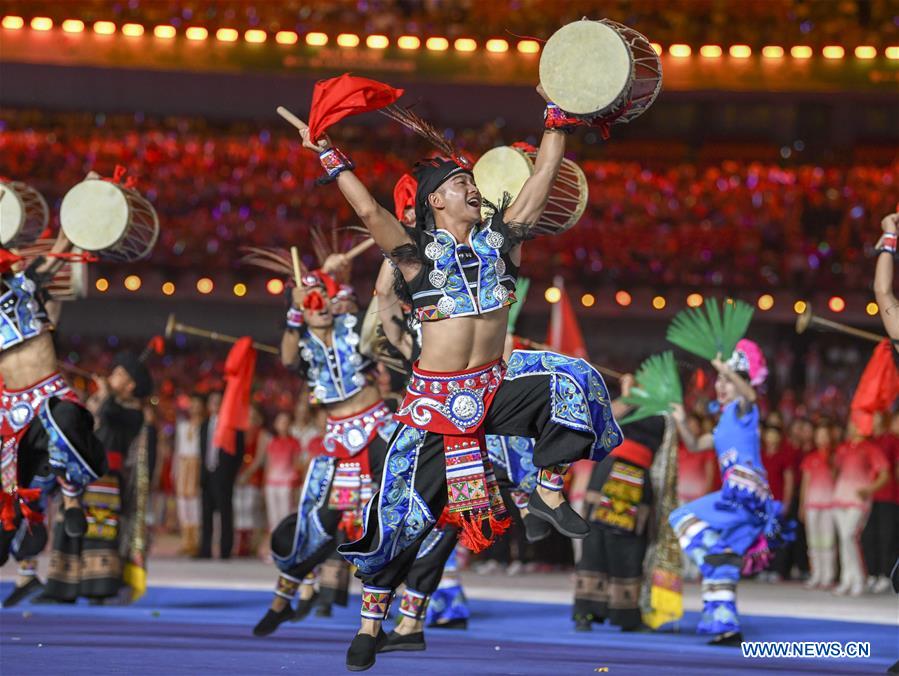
[666,298,754,362]
[620,351,683,425]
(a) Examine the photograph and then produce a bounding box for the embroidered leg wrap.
[274,573,302,601]
[399,588,430,621]
[574,570,609,619]
[509,489,530,510]
[537,464,570,491]
[360,585,393,621]
[699,564,740,635]
[18,559,38,578]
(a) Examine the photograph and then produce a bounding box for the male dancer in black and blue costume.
[0,232,106,605]
[252,269,395,637]
[292,88,623,671]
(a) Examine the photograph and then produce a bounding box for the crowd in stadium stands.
[2,112,896,291]
[5,0,898,48]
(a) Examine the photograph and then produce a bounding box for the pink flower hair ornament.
[726,339,768,387]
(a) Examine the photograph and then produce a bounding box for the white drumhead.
[540,20,632,116]
[60,180,130,251]
[473,146,533,218]
[0,182,26,246]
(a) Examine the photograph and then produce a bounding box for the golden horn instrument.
[795,306,885,343]
[164,313,280,355]
[515,337,625,380]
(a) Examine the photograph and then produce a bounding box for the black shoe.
[379,630,426,653]
[315,603,333,618]
[292,591,319,622]
[430,617,467,630]
[31,592,75,605]
[346,629,387,671]
[574,614,593,632]
[523,513,553,543]
[527,490,589,539]
[63,507,87,538]
[708,631,743,647]
[2,578,43,608]
[252,606,294,637]
[888,658,899,674]
[0,530,11,567]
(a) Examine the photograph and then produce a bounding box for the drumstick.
[58,362,93,379]
[290,246,302,287]
[346,238,376,260]
[276,106,308,132]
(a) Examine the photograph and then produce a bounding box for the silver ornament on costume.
[485,230,504,249]
[349,353,362,367]
[429,381,442,394]
[428,269,448,288]
[493,285,509,303]
[424,241,444,261]
[345,427,366,451]
[436,295,456,315]
[352,373,366,387]
[21,278,35,294]
[345,332,360,346]
[343,315,358,329]
[494,258,506,276]
[301,347,313,361]
[313,385,327,400]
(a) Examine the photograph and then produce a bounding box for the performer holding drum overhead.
[275,17,661,671]
[0,228,106,567]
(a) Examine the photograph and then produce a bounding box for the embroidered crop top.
[404,214,519,322]
[0,270,50,353]
[299,313,373,405]
[713,400,763,475]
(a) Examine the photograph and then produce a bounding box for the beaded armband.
[318,147,355,181]
[877,232,897,256]
[286,307,304,329]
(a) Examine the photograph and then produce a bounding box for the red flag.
[546,276,589,359]
[850,339,899,436]
[0,249,23,273]
[393,173,418,221]
[214,337,257,455]
[307,74,404,142]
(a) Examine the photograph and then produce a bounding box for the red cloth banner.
[214,337,257,455]
[307,73,404,142]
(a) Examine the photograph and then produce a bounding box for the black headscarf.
[412,158,472,231]
[113,351,153,398]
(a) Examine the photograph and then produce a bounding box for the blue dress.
[669,400,789,635]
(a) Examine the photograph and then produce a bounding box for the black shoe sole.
[528,500,589,539]
[379,642,426,653]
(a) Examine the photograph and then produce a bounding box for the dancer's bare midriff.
[418,308,510,372]
[0,332,58,391]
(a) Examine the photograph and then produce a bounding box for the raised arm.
[610,373,635,420]
[296,128,417,278]
[671,403,714,452]
[503,129,566,229]
[874,213,899,343]
[374,259,414,360]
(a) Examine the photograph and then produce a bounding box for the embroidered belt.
[394,360,510,552]
[320,401,392,539]
[1,373,78,530]
[323,400,393,458]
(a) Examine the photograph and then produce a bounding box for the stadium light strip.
[1,17,897,61]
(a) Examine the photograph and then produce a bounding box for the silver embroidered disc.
[428,269,448,288]
[424,241,444,261]
[493,285,509,302]
[485,230,504,249]
[436,295,456,315]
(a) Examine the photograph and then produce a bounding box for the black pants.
[200,450,242,559]
[862,501,898,578]
[350,373,596,591]
[271,439,388,580]
[405,526,460,596]
[575,521,647,630]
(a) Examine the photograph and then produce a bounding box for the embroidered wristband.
[543,102,582,134]
[286,307,304,328]
[877,232,897,255]
[318,147,355,180]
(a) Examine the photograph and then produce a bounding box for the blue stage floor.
[0,583,895,675]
